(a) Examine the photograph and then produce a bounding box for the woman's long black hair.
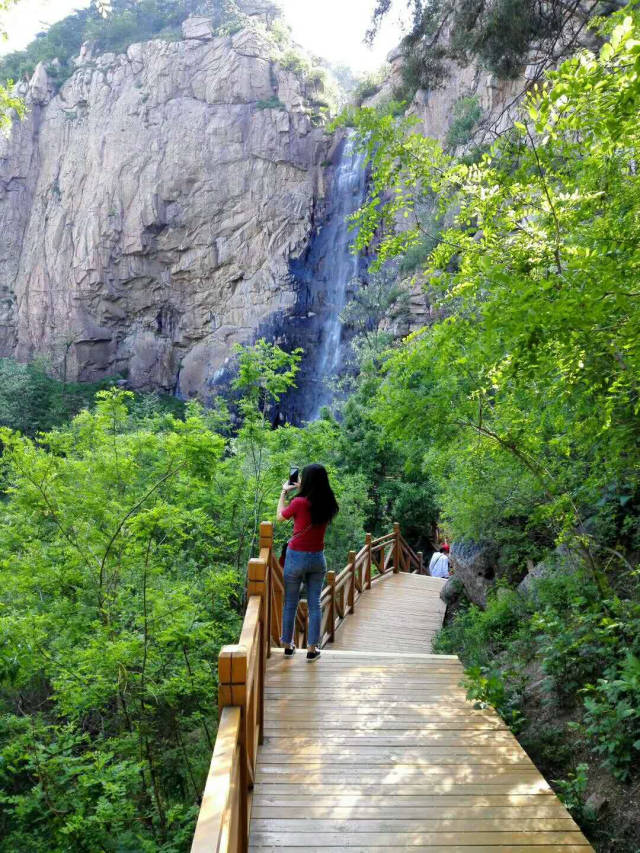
[297,464,339,526]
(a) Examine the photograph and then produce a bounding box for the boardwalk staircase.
[191,523,594,852]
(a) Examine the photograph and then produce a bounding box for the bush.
[353,68,388,105]
[393,43,448,103]
[0,358,182,437]
[534,594,640,706]
[0,0,251,90]
[434,558,640,788]
[446,95,482,147]
[553,763,591,821]
[463,663,524,731]
[256,96,285,110]
[278,49,309,76]
[398,230,441,274]
[582,652,640,780]
[433,582,530,667]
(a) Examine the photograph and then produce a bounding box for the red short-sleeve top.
[282,496,327,552]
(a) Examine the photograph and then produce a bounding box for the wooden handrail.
[191,521,424,852]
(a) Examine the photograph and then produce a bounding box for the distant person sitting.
[429,543,450,578]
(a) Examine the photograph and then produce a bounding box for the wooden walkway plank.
[248,572,593,851]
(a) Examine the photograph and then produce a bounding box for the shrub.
[446,96,482,147]
[398,232,439,274]
[354,69,387,105]
[553,763,591,820]
[581,653,640,780]
[463,664,524,731]
[534,595,640,706]
[0,358,182,437]
[256,96,285,110]
[278,49,309,77]
[433,582,530,667]
[393,43,448,103]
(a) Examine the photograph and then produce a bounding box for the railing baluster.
[348,550,356,614]
[327,570,336,643]
[393,522,400,573]
[365,533,372,589]
[258,522,273,657]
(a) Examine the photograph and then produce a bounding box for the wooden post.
[418,551,424,575]
[365,533,372,590]
[348,550,356,614]
[393,522,400,573]
[327,570,336,642]
[259,520,273,550]
[259,521,273,658]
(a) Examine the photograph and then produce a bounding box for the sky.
[0,0,408,72]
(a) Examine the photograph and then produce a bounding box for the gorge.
[1,3,639,852]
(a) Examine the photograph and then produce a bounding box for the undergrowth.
[434,569,640,847]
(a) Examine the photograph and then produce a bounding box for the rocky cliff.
[0,19,332,398]
[370,2,600,144]
[365,2,603,336]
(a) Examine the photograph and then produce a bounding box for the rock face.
[0,24,331,397]
[368,7,599,145]
[517,544,580,596]
[365,6,602,336]
[449,540,498,608]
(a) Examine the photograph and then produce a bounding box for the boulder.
[181,16,215,40]
[73,40,98,67]
[517,545,580,596]
[584,792,608,818]
[440,575,464,605]
[449,540,498,608]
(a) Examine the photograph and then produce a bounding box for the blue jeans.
[281,548,326,648]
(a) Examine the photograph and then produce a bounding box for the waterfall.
[279,132,367,423]
[312,134,367,408]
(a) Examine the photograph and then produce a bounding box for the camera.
[288,466,299,485]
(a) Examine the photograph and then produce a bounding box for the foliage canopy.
[340,9,640,581]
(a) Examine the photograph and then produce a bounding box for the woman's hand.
[277,481,296,522]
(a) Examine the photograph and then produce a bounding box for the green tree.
[340,8,640,581]
[0,0,26,130]
[0,389,240,850]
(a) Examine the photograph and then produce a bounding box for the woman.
[277,463,339,662]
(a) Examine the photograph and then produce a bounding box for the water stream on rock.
[278,132,367,423]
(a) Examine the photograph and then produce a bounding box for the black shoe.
[284,645,295,657]
[306,649,321,662]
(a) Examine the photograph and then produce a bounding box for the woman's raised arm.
[277,481,297,522]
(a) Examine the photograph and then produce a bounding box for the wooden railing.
[191,521,425,852]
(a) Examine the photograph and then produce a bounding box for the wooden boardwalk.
[331,571,447,653]
[248,572,593,851]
